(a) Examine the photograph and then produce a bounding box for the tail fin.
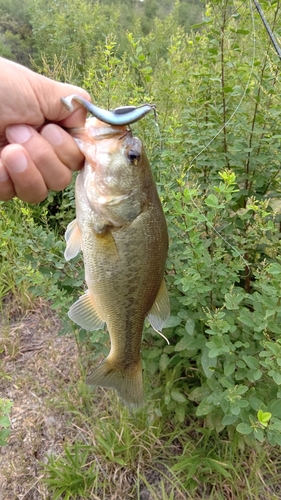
[86,357,143,407]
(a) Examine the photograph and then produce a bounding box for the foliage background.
[2,0,281,496]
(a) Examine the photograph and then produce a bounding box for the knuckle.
[32,144,50,165]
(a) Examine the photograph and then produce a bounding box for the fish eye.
[127,149,141,164]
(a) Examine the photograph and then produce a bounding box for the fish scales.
[64,117,169,406]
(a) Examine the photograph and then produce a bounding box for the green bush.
[138,0,281,444]
[0,199,84,317]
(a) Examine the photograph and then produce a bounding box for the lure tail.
[86,357,143,407]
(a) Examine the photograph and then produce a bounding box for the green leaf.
[243,356,260,370]
[254,428,265,442]
[0,416,10,428]
[196,398,214,417]
[175,405,186,423]
[247,369,262,382]
[0,428,10,446]
[185,318,195,335]
[147,347,161,360]
[205,194,219,208]
[171,390,187,403]
[236,385,249,396]
[175,334,205,352]
[257,410,271,426]
[236,423,253,435]
[269,418,281,431]
[188,386,210,403]
[224,361,235,376]
[271,434,281,446]
[224,292,244,310]
[201,347,217,378]
[230,406,241,416]
[235,29,250,34]
[222,86,233,93]
[222,414,238,425]
[238,313,254,327]
[220,376,235,389]
[249,397,264,411]
[264,342,280,357]
[159,353,170,372]
[268,263,281,276]
[163,316,181,328]
[237,399,249,408]
[269,370,281,385]
[190,20,212,29]
[269,399,281,418]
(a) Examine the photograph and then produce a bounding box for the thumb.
[34,73,91,128]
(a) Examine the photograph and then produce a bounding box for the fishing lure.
[61,94,156,126]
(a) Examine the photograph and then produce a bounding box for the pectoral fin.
[146,279,170,332]
[68,290,105,331]
[64,219,82,261]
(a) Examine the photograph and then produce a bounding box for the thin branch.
[253,0,281,60]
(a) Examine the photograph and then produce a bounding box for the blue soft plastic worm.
[61,94,156,126]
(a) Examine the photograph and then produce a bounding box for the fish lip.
[92,190,138,207]
[65,126,132,142]
[110,188,140,205]
[89,128,132,141]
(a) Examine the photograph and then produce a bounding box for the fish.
[64,116,169,406]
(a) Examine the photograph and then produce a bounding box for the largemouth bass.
[64,117,169,406]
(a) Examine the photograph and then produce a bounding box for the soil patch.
[0,302,80,500]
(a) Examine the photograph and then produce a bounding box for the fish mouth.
[87,126,132,141]
[93,189,138,206]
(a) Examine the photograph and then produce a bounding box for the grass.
[43,371,281,500]
[1,300,281,499]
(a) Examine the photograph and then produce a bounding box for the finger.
[1,144,48,203]
[0,159,16,201]
[40,123,84,171]
[59,104,89,129]
[5,124,73,191]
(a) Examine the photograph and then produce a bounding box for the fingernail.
[6,124,32,144]
[0,160,9,181]
[41,124,63,145]
[3,150,28,173]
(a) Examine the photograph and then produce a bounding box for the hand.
[0,57,90,203]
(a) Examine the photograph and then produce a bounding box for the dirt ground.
[0,302,188,500]
[0,302,81,500]
[3,302,278,500]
